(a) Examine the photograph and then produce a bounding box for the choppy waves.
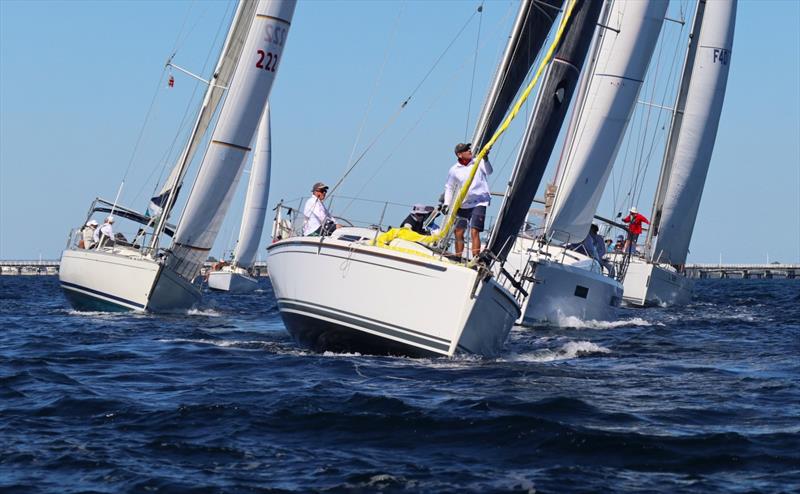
[1,276,799,493]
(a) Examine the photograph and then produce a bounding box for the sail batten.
[487,0,603,261]
[651,0,736,266]
[545,0,669,244]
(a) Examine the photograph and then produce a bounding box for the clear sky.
[1,0,798,264]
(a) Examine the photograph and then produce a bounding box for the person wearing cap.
[442,142,493,258]
[622,207,649,254]
[80,219,98,249]
[401,204,435,235]
[613,234,625,253]
[94,216,115,247]
[303,182,339,236]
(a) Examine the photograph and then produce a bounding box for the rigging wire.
[464,2,485,141]
[327,5,482,196]
[342,3,406,179]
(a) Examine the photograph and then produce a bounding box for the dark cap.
[454,142,472,155]
[311,182,329,192]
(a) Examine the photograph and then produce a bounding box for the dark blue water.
[1,276,798,493]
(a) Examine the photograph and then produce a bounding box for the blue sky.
[1,0,798,263]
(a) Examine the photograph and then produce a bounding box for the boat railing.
[67,226,161,258]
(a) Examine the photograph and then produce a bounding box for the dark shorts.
[455,205,486,232]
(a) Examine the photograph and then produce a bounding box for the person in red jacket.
[622,207,650,253]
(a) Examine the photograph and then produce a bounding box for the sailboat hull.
[622,258,693,307]
[267,237,520,357]
[59,249,201,312]
[207,269,259,293]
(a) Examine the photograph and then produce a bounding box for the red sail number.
[256,50,278,72]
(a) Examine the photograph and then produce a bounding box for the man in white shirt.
[442,142,493,258]
[94,216,114,246]
[302,182,338,236]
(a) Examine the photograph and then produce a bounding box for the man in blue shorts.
[442,142,493,259]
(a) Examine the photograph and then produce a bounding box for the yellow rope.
[375,0,578,255]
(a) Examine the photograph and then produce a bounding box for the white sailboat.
[208,105,272,293]
[501,0,668,325]
[267,0,602,357]
[59,0,296,312]
[623,0,736,306]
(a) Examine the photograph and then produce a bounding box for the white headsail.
[233,105,271,269]
[149,0,259,220]
[650,0,736,266]
[167,0,296,280]
[545,0,668,244]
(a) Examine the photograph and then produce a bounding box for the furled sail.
[487,0,604,261]
[233,105,271,269]
[650,0,736,266]
[471,0,562,150]
[149,0,259,220]
[545,0,668,244]
[167,0,296,281]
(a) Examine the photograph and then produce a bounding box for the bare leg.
[470,228,481,257]
[455,227,466,257]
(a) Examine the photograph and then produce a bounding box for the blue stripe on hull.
[60,280,145,311]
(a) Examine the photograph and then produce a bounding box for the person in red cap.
[622,207,649,254]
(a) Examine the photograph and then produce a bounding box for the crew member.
[303,182,339,236]
[442,142,492,258]
[81,219,98,249]
[622,207,649,254]
[94,216,115,247]
[401,204,435,235]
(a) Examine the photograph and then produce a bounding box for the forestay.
[167,0,296,281]
[545,0,668,244]
[651,0,736,266]
[233,105,271,269]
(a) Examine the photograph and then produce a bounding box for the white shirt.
[303,195,333,235]
[443,157,493,209]
[94,223,113,243]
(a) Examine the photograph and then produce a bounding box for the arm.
[622,215,631,224]
[481,156,493,176]
[640,215,650,225]
[443,169,457,207]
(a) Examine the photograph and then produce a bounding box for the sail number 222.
[256,50,279,72]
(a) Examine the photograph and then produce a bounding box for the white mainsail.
[168,0,295,281]
[233,105,271,269]
[650,0,736,266]
[545,0,668,244]
[149,0,259,220]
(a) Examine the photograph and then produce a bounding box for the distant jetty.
[1,260,798,279]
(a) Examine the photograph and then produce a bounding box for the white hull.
[207,268,258,293]
[59,248,201,312]
[503,241,622,326]
[266,236,520,357]
[622,258,693,307]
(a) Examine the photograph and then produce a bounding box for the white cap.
[86,219,98,227]
[411,204,434,215]
[629,207,638,214]
[106,216,115,223]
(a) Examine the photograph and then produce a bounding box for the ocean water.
[1,276,798,493]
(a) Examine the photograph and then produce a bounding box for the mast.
[150,0,259,253]
[650,0,736,265]
[487,0,604,262]
[166,0,296,281]
[233,105,271,270]
[645,0,704,258]
[545,0,669,245]
[470,0,563,151]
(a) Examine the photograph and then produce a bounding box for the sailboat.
[208,105,271,293]
[500,0,668,325]
[267,0,602,357]
[59,0,296,312]
[622,0,736,306]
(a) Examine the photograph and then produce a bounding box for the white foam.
[157,338,265,348]
[556,315,663,329]
[506,340,611,362]
[321,350,363,358]
[186,308,221,317]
